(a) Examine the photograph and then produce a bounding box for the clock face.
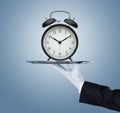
[41,24,78,60]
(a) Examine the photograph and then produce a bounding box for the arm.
[51,64,120,111]
[80,81,120,111]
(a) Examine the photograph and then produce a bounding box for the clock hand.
[50,36,60,43]
[50,36,62,44]
[61,35,72,43]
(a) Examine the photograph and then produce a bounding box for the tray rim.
[26,61,92,64]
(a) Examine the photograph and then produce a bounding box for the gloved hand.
[50,64,84,93]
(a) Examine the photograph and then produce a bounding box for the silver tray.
[26,61,92,64]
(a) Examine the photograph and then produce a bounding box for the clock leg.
[47,57,50,61]
[69,58,73,61]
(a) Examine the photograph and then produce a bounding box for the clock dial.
[41,24,78,60]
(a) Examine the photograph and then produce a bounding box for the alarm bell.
[42,18,56,27]
[42,10,78,28]
[64,19,78,28]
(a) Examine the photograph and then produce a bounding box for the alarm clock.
[27,10,91,64]
[41,10,78,61]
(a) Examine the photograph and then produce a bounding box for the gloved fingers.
[66,64,74,71]
[74,64,80,70]
[50,64,67,74]
[73,64,84,79]
[50,64,73,81]
[72,64,80,73]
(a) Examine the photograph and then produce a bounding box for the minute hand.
[51,36,59,43]
[61,35,72,42]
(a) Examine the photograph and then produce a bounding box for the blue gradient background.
[0,0,120,113]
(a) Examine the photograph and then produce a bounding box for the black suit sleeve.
[79,81,120,111]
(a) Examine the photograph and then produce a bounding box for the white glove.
[50,64,84,93]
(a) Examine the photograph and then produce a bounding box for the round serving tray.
[26,61,92,64]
